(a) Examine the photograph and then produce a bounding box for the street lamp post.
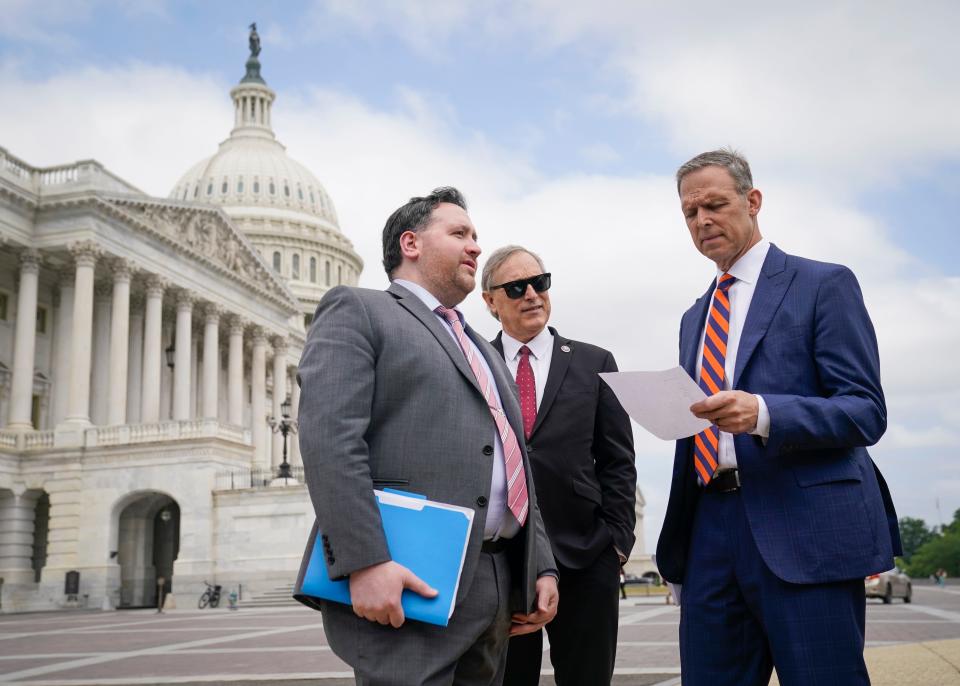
[268,396,297,482]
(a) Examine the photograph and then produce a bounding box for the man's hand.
[349,561,438,628]
[510,575,559,636]
[690,391,758,434]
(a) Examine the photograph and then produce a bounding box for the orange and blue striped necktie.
[694,272,736,485]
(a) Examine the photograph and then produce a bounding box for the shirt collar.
[721,239,769,286]
[393,279,462,322]
[502,327,553,361]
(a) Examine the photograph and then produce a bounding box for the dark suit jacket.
[657,244,902,586]
[493,327,637,569]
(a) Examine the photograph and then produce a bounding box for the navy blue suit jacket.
[656,244,902,586]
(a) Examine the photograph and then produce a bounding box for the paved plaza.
[2,583,960,685]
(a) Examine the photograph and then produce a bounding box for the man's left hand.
[509,575,559,636]
[690,391,758,434]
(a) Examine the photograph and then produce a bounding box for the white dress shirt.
[501,327,554,411]
[393,279,518,540]
[693,240,772,470]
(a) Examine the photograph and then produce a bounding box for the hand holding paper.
[599,367,711,440]
[350,560,438,628]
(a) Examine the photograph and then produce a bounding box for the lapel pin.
[560,345,571,353]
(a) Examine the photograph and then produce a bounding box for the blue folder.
[293,489,475,626]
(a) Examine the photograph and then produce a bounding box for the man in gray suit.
[298,187,559,686]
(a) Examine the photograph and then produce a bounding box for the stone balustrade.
[0,421,251,451]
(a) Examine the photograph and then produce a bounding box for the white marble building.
[0,47,362,612]
[0,39,652,614]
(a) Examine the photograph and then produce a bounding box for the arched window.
[284,183,290,197]
[297,186,304,200]
[325,261,331,286]
[292,254,300,279]
[253,178,260,194]
[237,177,244,193]
[310,257,317,283]
[221,178,228,194]
[269,180,276,195]
[273,251,281,273]
[206,181,213,196]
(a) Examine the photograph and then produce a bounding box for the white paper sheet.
[599,367,711,440]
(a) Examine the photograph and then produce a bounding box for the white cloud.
[1,48,954,544]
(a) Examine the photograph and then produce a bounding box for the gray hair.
[676,148,754,196]
[481,245,546,292]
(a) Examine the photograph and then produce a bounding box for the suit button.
[526,444,534,453]
[326,555,335,565]
[482,445,494,456]
[476,496,488,508]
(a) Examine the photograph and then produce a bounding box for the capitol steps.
[240,583,300,608]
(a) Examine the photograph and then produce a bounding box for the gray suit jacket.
[297,282,555,655]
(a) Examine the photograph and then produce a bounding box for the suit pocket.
[571,478,603,505]
[372,477,410,488]
[792,456,862,487]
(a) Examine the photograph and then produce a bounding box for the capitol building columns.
[6,250,41,431]
[140,276,166,424]
[227,317,245,427]
[63,241,101,428]
[201,305,221,420]
[107,260,133,426]
[172,290,194,421]
[250,327,268,468]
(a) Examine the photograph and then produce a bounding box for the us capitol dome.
[170,25,362,325]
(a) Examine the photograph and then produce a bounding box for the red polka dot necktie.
[694,273,736,485]
[516,345,537,440]
[435,306,529,525]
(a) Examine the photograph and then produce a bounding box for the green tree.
[905,531,960,579]
[899,516,936,562]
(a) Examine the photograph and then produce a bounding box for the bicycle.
[198,581,222,609]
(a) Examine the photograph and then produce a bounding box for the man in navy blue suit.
[656,149,902,685]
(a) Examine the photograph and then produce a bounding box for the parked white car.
[865,567,912,604]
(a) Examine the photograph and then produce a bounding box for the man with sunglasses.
[481,246,637,686]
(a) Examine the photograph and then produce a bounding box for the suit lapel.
[532,328,571,437]
[681,284,714,377]
[388,282,482,395]
[733,244,794,388]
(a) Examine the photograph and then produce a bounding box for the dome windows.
[269,180,276,195]
[272,251,281,273]
[193,184,199,198]
[297,186,304,201]
[325,261,331,286]
[207,181,214,196]
[310,257,317,283]
[221,178,228,194]
[253,178,260,194]
[283,183,290,198]
[292,254,300,280]
[237,177,244,193]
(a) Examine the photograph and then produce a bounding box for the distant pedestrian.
[619,569,628,600]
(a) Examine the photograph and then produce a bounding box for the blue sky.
[3,0,958,545]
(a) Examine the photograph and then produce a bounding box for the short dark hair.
[676,148,754,196]
[381,187,468,276]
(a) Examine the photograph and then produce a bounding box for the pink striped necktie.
[436,306,529,526]
[516,345,537,440]
[694,272,736,485]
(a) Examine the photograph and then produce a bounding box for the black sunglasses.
[489,273,552,299]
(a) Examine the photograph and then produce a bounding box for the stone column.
[90,282,113,426]
[289,367,302,468]
[140,276,165,424]
[0,490,41,584]
[173,291,194,421]
[107,260,132,425]
[271,337,288,470]
[7,250,42,430]
[52,275,75,427]
[227,317,245,426]
[126,292,145,424]
[202,305,221,420]
[251,328,268,468]
[64,241,100,427]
